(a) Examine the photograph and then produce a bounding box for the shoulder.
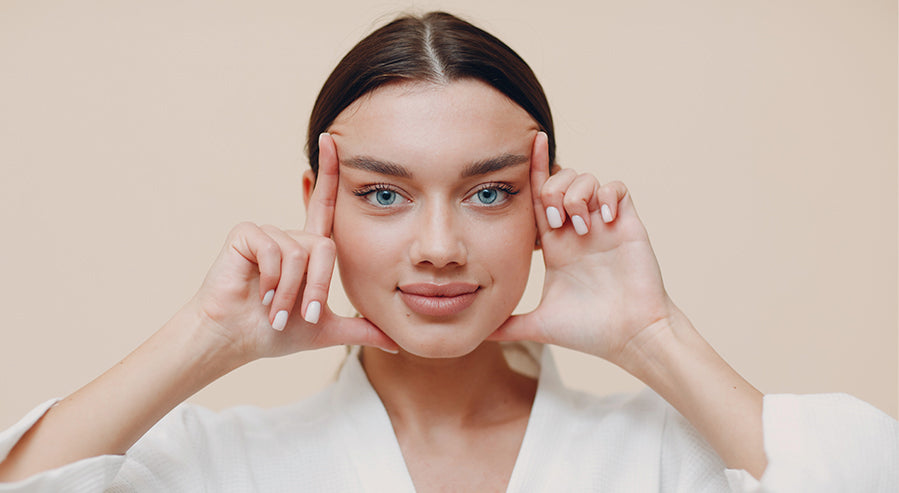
[117,384,353,490]
[148,383,341,445]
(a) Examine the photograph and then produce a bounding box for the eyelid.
[469,181,519,195]
[352,182,410,207]
[466,182,520,206]
[352,182,404,196]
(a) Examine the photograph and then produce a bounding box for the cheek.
[471,204,537,289]
[332,204,407,307]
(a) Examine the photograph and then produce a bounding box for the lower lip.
[398,290,478,317]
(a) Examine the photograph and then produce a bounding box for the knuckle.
[315,237,337,255]
[540,187,563,204]
[259,241,281,259]
[284,246,309,264]
[305,280,331,295]
[230,221,256,237]
[563,194,587,210]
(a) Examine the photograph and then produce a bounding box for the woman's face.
[325,79,539,358]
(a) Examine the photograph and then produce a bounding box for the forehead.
[328,79,538,168]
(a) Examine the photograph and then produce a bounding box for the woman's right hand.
[187,133,398,363]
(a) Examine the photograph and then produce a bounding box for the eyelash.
[470,182,519,205]
[351,182,520,207]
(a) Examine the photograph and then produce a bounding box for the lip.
[397,282,480,317]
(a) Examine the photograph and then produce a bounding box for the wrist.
[613,302,699,379]
[612,303,767,477]
[158,303,252,385]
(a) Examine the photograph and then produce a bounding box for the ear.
[302,169,316,209]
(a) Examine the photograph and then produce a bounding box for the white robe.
[1,344,896,492]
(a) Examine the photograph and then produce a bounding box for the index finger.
[304,132,340,236]
[530,131,552,236]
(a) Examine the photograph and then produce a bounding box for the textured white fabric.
[1,344,896,492]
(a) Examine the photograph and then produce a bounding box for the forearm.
[617,305,767,479]
[0,307,245,482]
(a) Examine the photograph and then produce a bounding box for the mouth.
[397,282,480,317]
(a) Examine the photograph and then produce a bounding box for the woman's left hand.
[489,132,678,367]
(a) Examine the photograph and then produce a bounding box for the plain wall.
[1,0,896,430]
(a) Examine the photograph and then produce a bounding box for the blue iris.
[375,189,397,205]
[476,188,499,204]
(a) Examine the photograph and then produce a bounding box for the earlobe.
[302,169,316,208]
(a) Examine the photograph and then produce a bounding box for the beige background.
[0,0,896,430]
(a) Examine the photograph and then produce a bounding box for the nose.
[408,202,468,269]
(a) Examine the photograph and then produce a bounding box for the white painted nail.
[601,204,613,223]
[546,206,563,228]
[379,347,399,354]
[262,289,275,306]
[304,301,321,324]
[272,310,288,331]
[571,215,588,235]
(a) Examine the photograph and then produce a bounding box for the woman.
[0,11,895,492]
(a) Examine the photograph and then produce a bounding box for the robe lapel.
[333,347,417,493]
[505,345,664,492]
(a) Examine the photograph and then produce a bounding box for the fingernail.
[262,289,275,306]
[304,301,321,324]
[571,215,588,235]
[546,206,563,228]
[272,310,288,331]
[379,347,399,355]
[601,204,613,223]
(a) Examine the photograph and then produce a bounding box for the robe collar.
[330,343,568,492]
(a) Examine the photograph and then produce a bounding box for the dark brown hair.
[305,11,555,176]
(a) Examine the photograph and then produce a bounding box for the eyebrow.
[461,153,529,178]
[341,156,411,178]
[341,153,529,179]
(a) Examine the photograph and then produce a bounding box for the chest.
[397,416,529,493]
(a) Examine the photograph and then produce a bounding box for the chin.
[369,316,496,359]
[397,335,484,359]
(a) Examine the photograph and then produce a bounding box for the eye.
[373,189,398,206]
[476,188,499,204]
[353,184,408,208]
[469,183,518,206]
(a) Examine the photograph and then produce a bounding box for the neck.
[360,342,537,434]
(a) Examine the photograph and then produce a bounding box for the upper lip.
[397,282,480,297]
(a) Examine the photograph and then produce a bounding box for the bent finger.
[539,168,577,230]
[562,173,601,236]
[596,180,629,224]
[297,237,336,324]
[260,225,308,330]
[228,222,282,303]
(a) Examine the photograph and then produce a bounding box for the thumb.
[320,313,399,353]
[487,312,547,344]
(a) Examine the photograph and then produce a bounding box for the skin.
[0,79,767,489]
[326,80,538,358]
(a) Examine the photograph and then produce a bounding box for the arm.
[618,306,766,478]
[0,134,396,483]
[0,307,244,481]
[490,132,766,478]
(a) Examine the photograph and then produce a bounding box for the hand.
[489,132,676,366]
[187,133,398,362]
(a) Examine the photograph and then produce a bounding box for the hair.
[305,11,555,176]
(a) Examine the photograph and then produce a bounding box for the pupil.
[479,189,497,204]
[377,190,395,205]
